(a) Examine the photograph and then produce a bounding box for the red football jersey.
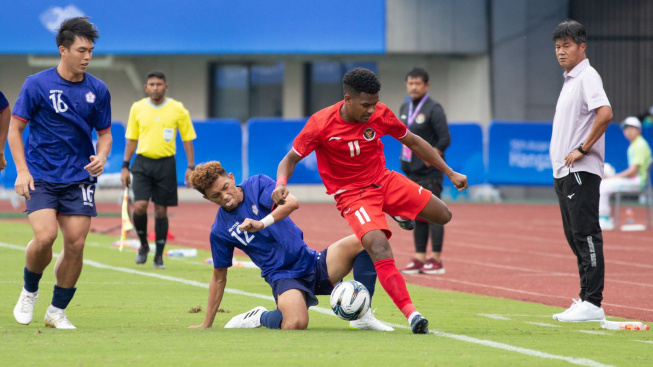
[292,100,408,194]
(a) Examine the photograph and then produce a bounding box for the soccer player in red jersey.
[272,68,468,334]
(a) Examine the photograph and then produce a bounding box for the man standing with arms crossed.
[550,20,612,322]
[398,67,451,275]
[121,71,196,269]
[273,68,467,333]
[10,17,112,329]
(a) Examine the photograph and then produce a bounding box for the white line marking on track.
[0,241,616,367]
[578,331,611,336]
[525,322,560,327]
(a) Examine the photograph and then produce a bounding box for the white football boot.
[14,288,39,325]
[224,306,267,328]
[44,305,77,329]
[350,308,394,331]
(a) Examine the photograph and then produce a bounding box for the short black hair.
[146,70,167,83]
[406,67,429,83]
[342,68,381,96]
[552,20,586,45]
[56,17,99,49]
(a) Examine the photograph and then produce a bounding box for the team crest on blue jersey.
[85,92,96,103]
[363,127,376,141]
[252,205,258,215]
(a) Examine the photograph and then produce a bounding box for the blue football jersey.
[210,174,317,284]
[0,90,8,111]
[12,68,111,183]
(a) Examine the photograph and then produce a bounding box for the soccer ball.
[329,280,371,321]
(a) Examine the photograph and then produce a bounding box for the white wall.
[0,54,491,125]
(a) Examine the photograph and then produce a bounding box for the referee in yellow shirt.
[121,71,196,269]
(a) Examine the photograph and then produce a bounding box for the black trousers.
[411,177,444,253]
[554,171,604,307]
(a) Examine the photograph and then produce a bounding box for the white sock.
[408,311,422,324]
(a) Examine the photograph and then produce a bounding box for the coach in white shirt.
[549,20,613,323]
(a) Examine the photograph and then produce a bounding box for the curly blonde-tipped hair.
[189,161,229,195]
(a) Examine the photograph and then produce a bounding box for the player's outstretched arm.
[272,150,303,205]
[85,128,112,177]
[189,267,228,329]
[8,117,34,199]
[239,193,300,233]
[400,131,468,190]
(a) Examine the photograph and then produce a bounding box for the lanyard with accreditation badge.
[400,93,429,162]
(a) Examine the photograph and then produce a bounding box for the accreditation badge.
[163,128,174,142]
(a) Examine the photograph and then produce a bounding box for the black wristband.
[122,161,130,169]
[188,165,196,170]
[577,144,589,155]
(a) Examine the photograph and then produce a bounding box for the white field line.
[0,242,616,367]
[477,314,511,320]
[633,340,653,345]
[578,331,611,336]
[525,322,560,327]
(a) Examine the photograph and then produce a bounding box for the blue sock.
[260,309,283,329]
[51,285,77,310]
[353,250,377,299]
[23,267,43,293]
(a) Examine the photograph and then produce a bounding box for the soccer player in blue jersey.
[0,90,10,171]
[188,161,393,331]
[9,17,112,329]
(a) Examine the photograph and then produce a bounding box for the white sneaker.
[224,306,267,329]
[44,305,77,329]
[599,217,614,231]
[350,308,394,331]
[14,288,39,325]
[555,301,605,322]
[552,299,581,320]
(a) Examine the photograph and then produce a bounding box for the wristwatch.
[577,143,589,155]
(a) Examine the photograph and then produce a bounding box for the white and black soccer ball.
[329,280,371,321]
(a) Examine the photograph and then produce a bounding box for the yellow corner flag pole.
[119,188,134,252]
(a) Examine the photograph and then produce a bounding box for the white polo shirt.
[550,59,611,179]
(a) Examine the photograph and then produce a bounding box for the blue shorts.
[25,181,97,217]
[270,248,333,308]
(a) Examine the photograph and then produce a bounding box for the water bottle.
[600,320,649,330]
[166,248,198,257]
[625,207,635,224]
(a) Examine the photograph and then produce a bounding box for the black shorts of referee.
[131,154,178,207]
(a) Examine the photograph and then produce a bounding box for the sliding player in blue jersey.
[188,161,393,331]
[10,17,112,329]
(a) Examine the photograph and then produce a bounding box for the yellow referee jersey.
[125,98,197,159]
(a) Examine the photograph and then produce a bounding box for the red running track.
[2,200,652,321]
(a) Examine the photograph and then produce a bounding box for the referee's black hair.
[552,20,586,45]
[146,70,167,83]
[343,68,381,96]
[56,17,99,49]
[406,67,429,83]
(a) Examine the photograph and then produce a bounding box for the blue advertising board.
[0,1,385,54]
[247,118,322,184]
[175,119,242,185]
[487,122,553,186]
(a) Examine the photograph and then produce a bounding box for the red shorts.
[334,170,432,242]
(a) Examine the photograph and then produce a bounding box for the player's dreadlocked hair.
[56,17,99,49]
[189,161,229,195]
[343,68,381,96]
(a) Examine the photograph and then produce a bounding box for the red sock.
[374,258,417,319]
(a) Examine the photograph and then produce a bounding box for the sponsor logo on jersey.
[85,92,96,103]
[363,127,376,141]
[328,136,342,141]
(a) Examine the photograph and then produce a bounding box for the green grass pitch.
[0,221,651,367]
